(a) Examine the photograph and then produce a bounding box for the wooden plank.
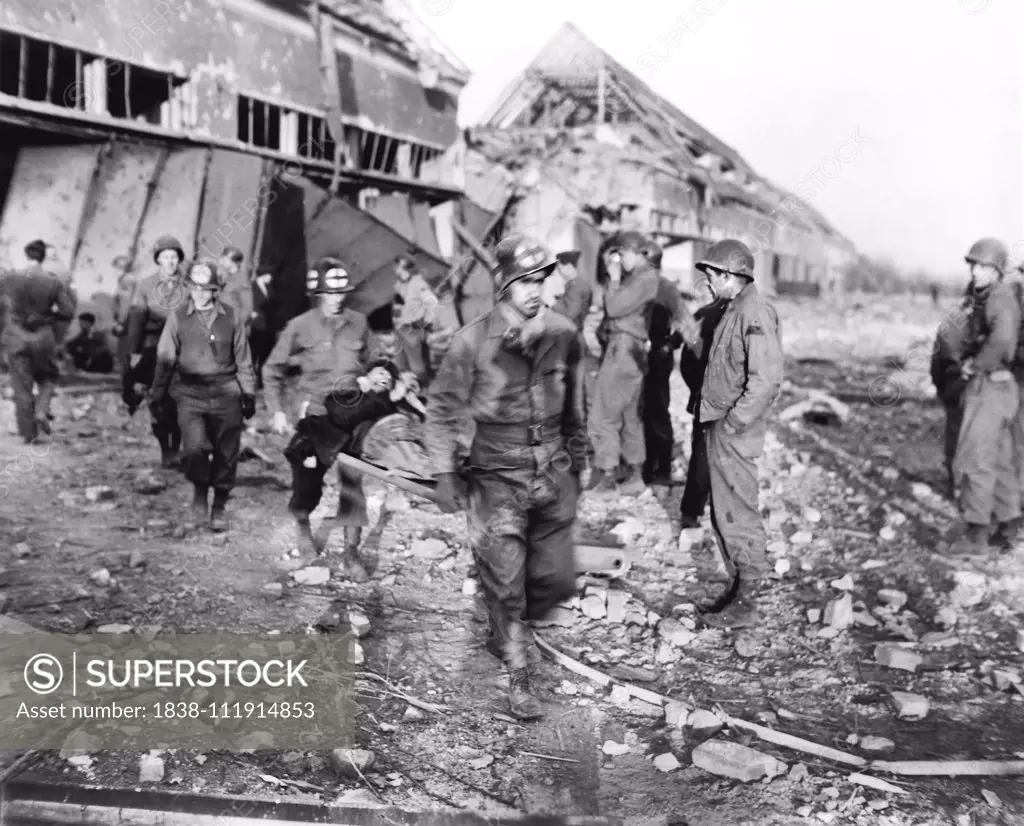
[71,142,164,308]
[194,149,264,262]
[127,147,208,278]
[0,144,101,274]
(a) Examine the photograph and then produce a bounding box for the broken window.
[238,95,342,162]
[0,29,190,127]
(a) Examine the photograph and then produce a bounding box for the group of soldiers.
[931,237,1024,556]
[0,224,787,722]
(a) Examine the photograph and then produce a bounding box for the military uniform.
[588,231,660,494]
[264,258,371,576]
[953,279,1020,541]
[692,241,783,629]
[393,270,439,385]
[930,293,971,495]
[150,260,257,531]
[123,235,189,466]
[639,242,687,484]
[678,297,729,526]
[426,234,584,721]
[0,265,75,442]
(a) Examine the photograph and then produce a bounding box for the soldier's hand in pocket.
[241,394,256,420]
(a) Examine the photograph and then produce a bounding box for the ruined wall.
[0,145,99,274]
[0,0,458,145]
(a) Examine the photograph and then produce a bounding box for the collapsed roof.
[471,22,852,247]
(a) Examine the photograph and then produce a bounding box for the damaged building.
[0,0,474,332]
[454,23,857,300]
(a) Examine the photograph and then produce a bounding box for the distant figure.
[930,283,940,307]
[66,312,114,373]
[1,239,76,443]
[249,272,275,390]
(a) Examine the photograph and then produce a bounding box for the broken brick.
[690,739,787,782]
[890,691,929,720]
[874,643,921,673]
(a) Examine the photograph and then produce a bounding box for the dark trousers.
[73,352,114,374]
[5,337,58,442]
[284,419,374,526]
[249,328,275,391]
[466,457,577,668]
[706,418,768,582]
[679,419,710,520]
[172,380,243,494]
[130,348,181,454]
[944,400,963,491]
[642,350,675,480]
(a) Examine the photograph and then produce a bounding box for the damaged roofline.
[0,95,463,206]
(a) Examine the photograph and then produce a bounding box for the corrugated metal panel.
[73,143,165,301]
[461,198,497,242]
[366,193,443,260]
[338,51,459,147]
[303,191,454,323]
[194,150,266,262]
[0,144,100,273]
[410,201,441,258]
[129,148,208,276]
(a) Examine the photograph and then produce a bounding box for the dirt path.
[1,363,1022,826]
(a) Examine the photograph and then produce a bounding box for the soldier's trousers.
[130,348,181,454]
[396,324,429,385]
[642,350,675,479]
[706,418,768,583]
[943,400,963,489]
[680,420,710,520]
[589,334,646,471]
[1012,384,1024,508]
[172,379,242,494]
[953,374,1020,526]
[4,335,58,443]
[466,458,577,670]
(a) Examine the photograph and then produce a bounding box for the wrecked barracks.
[0,5,856,330]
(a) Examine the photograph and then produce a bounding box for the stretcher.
[333,452,633,578]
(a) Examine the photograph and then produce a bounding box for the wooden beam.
[17,36,26,99]
[44,43,54,103]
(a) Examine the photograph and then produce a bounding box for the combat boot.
[508,668,544,720]
[209,490,230,533]
[619,465,647,497]
[991,518,1022,553]
[586,468,617,493]
[702,579,761,630]
[190,485,209,525]
[950,523,989,556]
[336,527,369,582]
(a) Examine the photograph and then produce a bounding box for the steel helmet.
[306,256,356,294]
[964,238,1010,273]
[186,258,223,290]
[493,234,557,291]
[641,239,663,269]
[605,231,648,254]
[696,239,755,279]
[153,235,185,264]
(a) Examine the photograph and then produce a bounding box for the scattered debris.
[653,752,681,773]
[291,567,330,586]
[467,754,494,770]
[824,593,854,629]
[602,740,630,756]
[859,736,896,755]
[85,485,116,503]
[890,691,929,720]
[830,574,854,591]
[877,589,908,611]
[410,538,449,559]
[690,740,787,782]
[138,752,165,783]
[329,749,375,778]
[687,709,725,737]
[874,643,922,673]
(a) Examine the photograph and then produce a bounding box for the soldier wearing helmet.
[149,259,257,532]
[425,233,585,722]
[122,234,189,468]
[587,230,661,495]
[687,239,783,630]
[263,255,376,580]
[950,238,1021,554]
[639,238,695,485]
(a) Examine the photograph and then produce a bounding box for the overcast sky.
[413,0,1022,278]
